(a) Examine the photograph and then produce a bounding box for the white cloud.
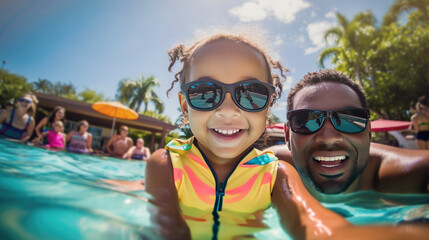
[304,21,336,54]
[311,11,316,18]
[229,2,267,22]
[230,0,311,24]
[325,10,336,19]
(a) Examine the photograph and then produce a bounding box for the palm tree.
[383,0,429,26]
[33,78,53,93]
[117,74,164,113]
[319,12,378,89]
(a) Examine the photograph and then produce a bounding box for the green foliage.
[33,78,53,93]
[319,0,429,120]
[141,110,172,124]
[116,74,164,114]
[0,69,32,108]
[78,88,106,104]
[174,108,193,139]
[32,78,77,99]
[268,113,281,123]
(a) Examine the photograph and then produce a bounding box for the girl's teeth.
[214,129,240,135]
[314,156,346,161]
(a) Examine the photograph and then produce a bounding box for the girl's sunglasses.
[181,77,275,112]
[287,108,370,134]
[18,98,32,104]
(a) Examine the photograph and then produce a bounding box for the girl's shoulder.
[147,148,170,165]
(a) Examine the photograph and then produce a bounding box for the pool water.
[0,139,428,239]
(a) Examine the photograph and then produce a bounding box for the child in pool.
[145,33,429,239]
[124,138,151,161]
[43,121,66,149]
[33,106,66,145]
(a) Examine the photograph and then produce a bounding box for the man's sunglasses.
[287,108,370,134]
[181,77,276,112]
[18,98,32,104]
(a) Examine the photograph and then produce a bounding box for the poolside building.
[34,92,177,152]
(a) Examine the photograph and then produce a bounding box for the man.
[270,69,429,199]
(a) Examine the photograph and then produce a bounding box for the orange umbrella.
[92,101,138,136]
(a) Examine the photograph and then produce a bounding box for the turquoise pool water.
[0,139,428,239]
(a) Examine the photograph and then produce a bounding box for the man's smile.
[312,154,349,177]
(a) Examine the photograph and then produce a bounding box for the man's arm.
[105,136,115,155]
[371,142,429,193]
[145,149,190,239]
[272,161,350,239]
[265,144,292,165]
[272,161,429,240]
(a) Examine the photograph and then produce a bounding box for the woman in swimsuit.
[124,138,151,161]
[66,120,93,153]
[105,125,133,158]
[33,106,66,144]
[0,93,38,143]
[410,104,429,150]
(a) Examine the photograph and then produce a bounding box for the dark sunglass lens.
[333,109,368,133]
[187,82,222,109]
[18,98,31,103]
[290,110,324,133]
[235,82,269,110]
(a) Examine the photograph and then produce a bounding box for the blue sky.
[0,0,394,123]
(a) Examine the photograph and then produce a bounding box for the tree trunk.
[135,101,142,113]
[355,65,364,86]
[368,66,377,90]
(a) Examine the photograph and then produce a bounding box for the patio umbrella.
[92,101,138,137]
[370,119,411,132]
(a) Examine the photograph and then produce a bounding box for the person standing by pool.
[33,106,66,144]
[123,138,150,161]
[105,125,133,159]
[145,33,429,240]
[410,102,429,150]
[66,120,93,153]
[270,69,428,199]
[0,93,38,143]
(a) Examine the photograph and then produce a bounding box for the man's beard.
[297,163,359,195]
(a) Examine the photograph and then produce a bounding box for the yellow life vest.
[166,137,279,239]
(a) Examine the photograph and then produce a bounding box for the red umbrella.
[370,119,411,132]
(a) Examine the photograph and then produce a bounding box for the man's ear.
[284,122,291,151]
[178,92,189,123]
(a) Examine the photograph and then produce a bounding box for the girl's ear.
[178,92,189,123]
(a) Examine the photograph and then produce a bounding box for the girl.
[66,120,93,153]
[43,120,66,149]
[145,33,428,240]
[0,93,38,143]
[34,106,66,144]
[147,33,341,239]
[124,138,151,161]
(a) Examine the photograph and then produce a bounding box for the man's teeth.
[314,156,346,161]
[214,129,240,135]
